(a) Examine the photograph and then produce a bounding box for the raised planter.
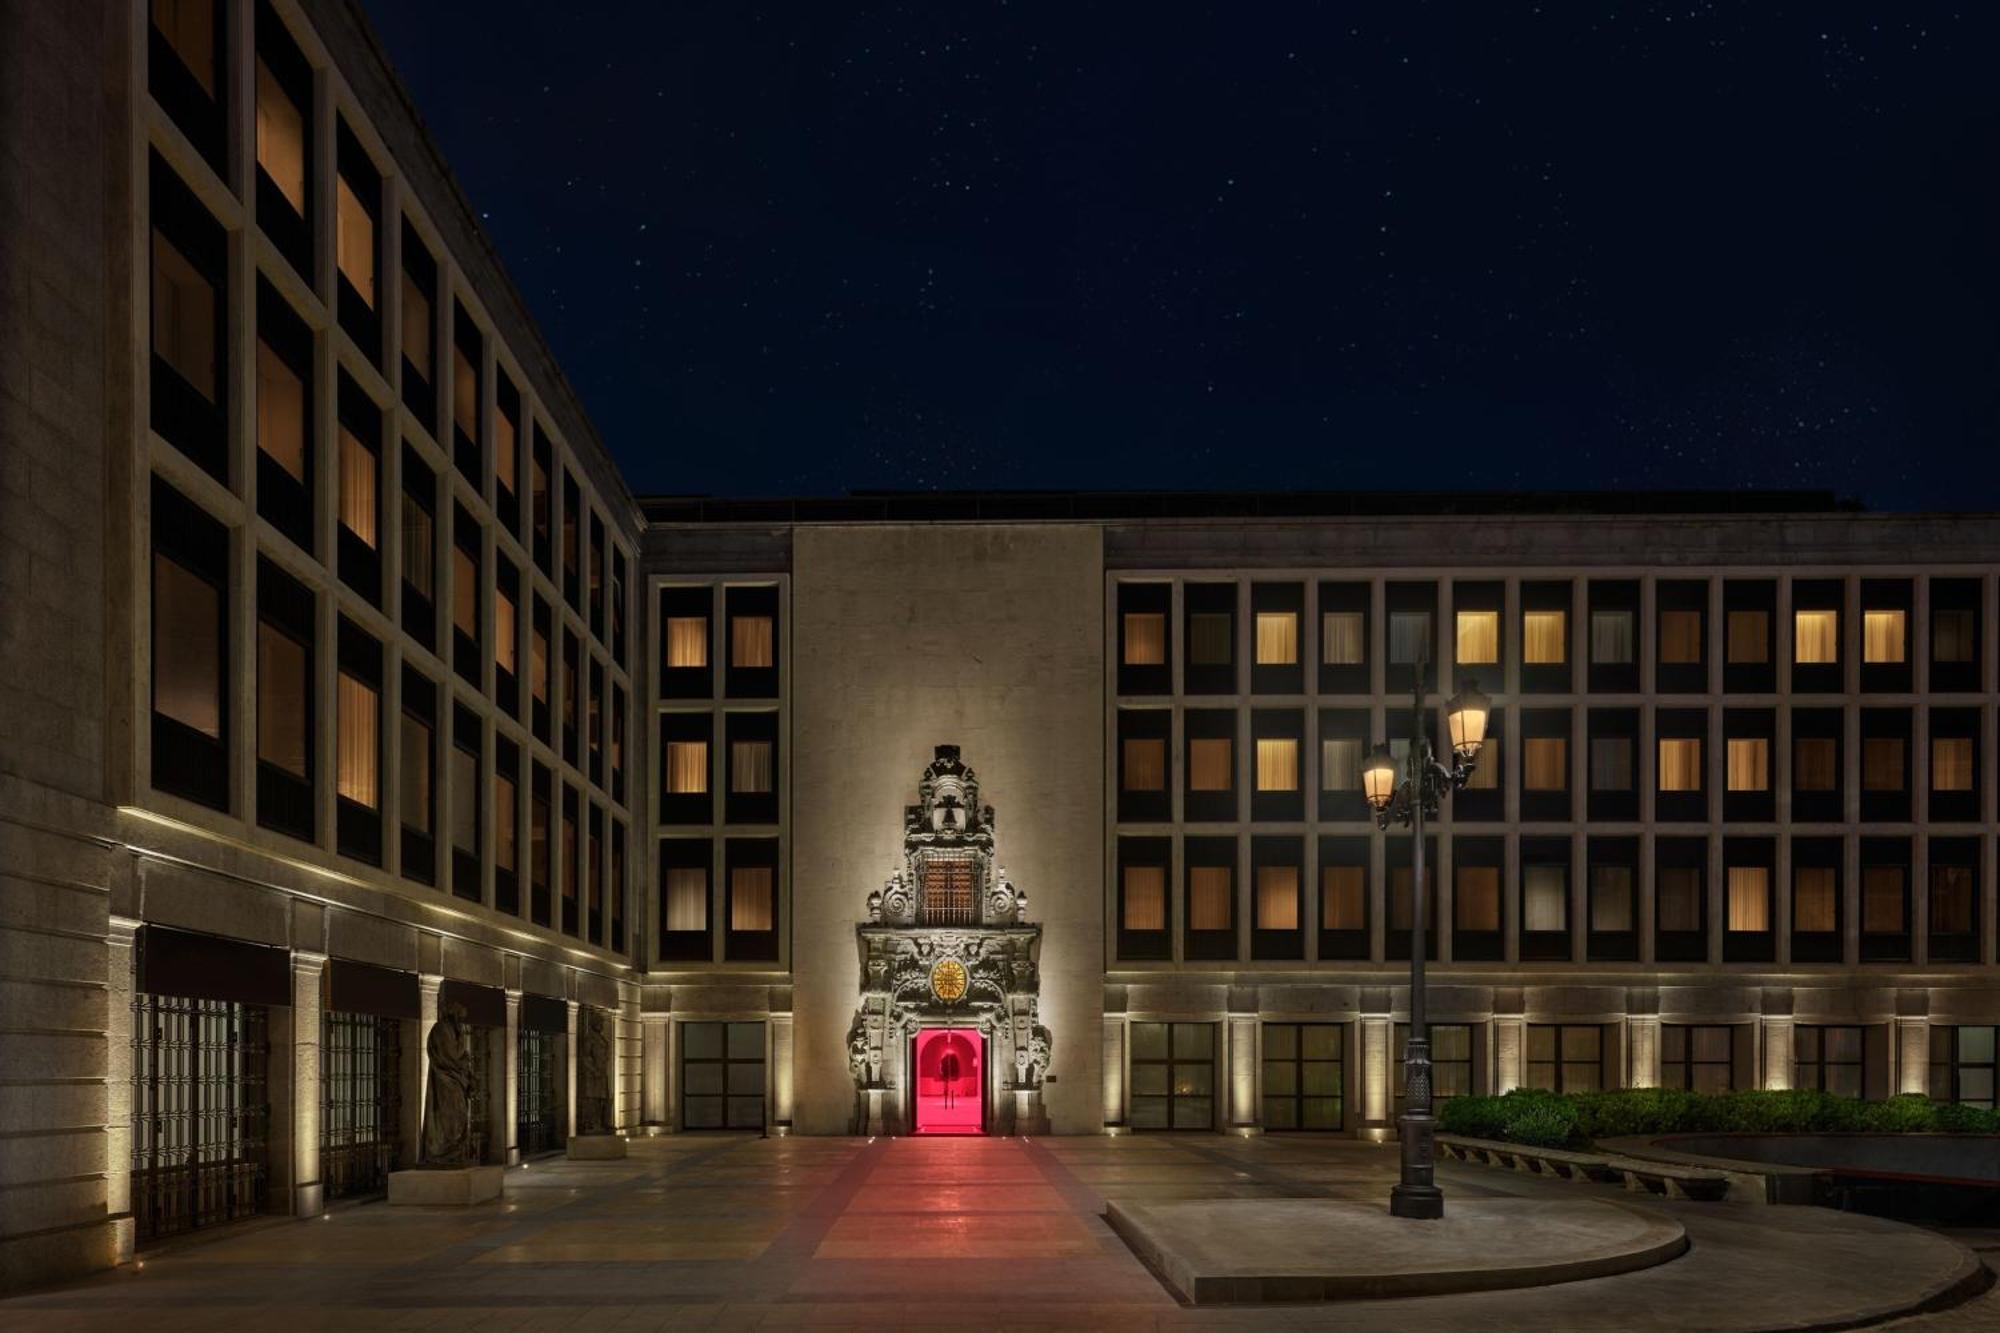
[1438,1133,1731,1201]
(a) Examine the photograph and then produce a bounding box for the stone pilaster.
[416,974,442,1159]
[769,1012,795,1132]
[290,952,327,1216]
[642,1013,670,1130]
[104,916,140,1262]
[565,998,580,1139]
[503,990,521,1164]
[1491,1015,1527,1094]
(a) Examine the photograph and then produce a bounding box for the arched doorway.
[914,1028,984,1134]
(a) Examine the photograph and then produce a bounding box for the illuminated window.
[255,61,305,214]
[1658,737,1702,792]
[1255,866,1299,930]
[153,553,222,738]
[495,405,516,493]
[1254,737,1298,791]
[1321,866,1365,930]
[1454,610,1498,665]
[1589,736,1631,790]
[666,616,708,668]
[1523,865,1566,933]
[337,671,379,808]
[1189,738,1232,791]
[666,740,708,795]
[1590,610,1633,664]
[1523,736,1566,791]
[335,175,375,306]
[255,341,306,481]
[453,340,477,441]
[494,585,516,674]
[1188,866,1232,931]
[154,0,216,94]
[1726,737,1768,792]
[1589,866,1634,932]
[730,740,773,794]
[1464,735,1498,789]
[1188,612,1230,665]
[1123,737,1165,791]
[1726,610,1768,664]
[1863,867,1905,934]
[1254,612,1298,665]
[339,428,376,547]
[452,545,476,639]
[1123,866,1166,931]
[730,866,774,932]
[1122,612,1166,666]
[1794,867,1836,933]
[731,615,774,668]
[1863,737,1904,791]
[1659,610,1701,664]
[1934,738,1974,792]
[152,233,216,403]
[665,867,708,933]
[1935,610,1977,663]
[1795,737,1837,791]
[1320,737,1362,792]
[1794,609,1838,664]
[256,622,308,778]
[1863,610,1906,664]
[1658,868,1702,933]
[401,270,431,379]
[530,620,549,706]
[1522,610,1566,665]
[1321,611,1363,665]
[1726,867,1769,933]
[1455,866,1500,931]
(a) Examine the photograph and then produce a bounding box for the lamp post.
[1361,648,1489,1220]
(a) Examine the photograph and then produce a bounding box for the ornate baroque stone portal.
[849,746,1050,1134]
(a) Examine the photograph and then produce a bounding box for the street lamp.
[1362,650,1488,1219]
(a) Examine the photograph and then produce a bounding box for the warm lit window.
[665,866,707,932]
[1795,738,1837,791]
[1123,611,1166,666]
[1122,738,1165,791]
[1321,611,1364,665]
[1322,866,1365,930]
[1523,736,1566,791]
[1863,737,1904,791]
[1123,865,1166,931]
[1934,738,1974,792]
[1590,866,1634,932]
[1794,609,1838,664]
[452,342,477,440]
[1320,737,1362,792]
[1188,866,1231,931]
[1454,610,1498,665]
[255,61,305,214]
[530,624,549,705]
[402,497,433,598]
[1464,735,1498,789]
[1522,610,1566,665]
[666,740,708,795]
[1254,612,1298,665]
[730,740,773,794]
[1523,865,1566,933]
[1189,612,1231,665]
[1726,738,1768,792]
[1590,610,1633,664]
[401,272,431,378]
[494,587,517,674]
[1589,736,1631,790]
[399,713,430,831]
[1863,610,1905,664]
[731,615,774,668]
[1726,866,1769,933]
[1726,610,1768,664]
[154,0,216,94]
[666,616,708,668]
[730,866,774,932]
[256,623,308,777]
[1456,866,1500,931]
[339,429,376,545]
[1189,738,1232,790]
[255,342,306,481]
[335,175,375,306]
[152,233,216,403]
[337,671,379,808]
[1254,737,1298,791]
[495,771,517,872]
[1863,867,1905,933]
[153,553,222,738]
[1659,610,1701,664]
[1934,610,1977,663]
[1658,737,1702,792]
[1794,867,1836,933]
[495,409,516,493]
[1658,868,1701,933]
[450,744,477,857]
[1389,611,1430,664]
[1255,866,1299,930]
[452,546,477,638]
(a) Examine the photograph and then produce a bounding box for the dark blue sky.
[363,2,1998,508]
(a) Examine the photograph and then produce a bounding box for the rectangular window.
[1794,609,1838,664]
[1590,736,1632,790]
[1523,736,1566,791]
[1522,610,1566,665]
[1796,1026,1864,1099]
[1935,609,1977,663]
[1456,866,1500,932]
[1726,866,1769,932]
[1794,867,1837,933]
[452,340,477,444]
[1389,611,1430,664]
[256,621,308,778]
[730,615,774,669]
[1932,864,1976,935]
[1863,609,1906,664]
[1863,866,1905,934]
[666,866,708,933]
[255,341,306,488]
[1255,866,1299,930]
[1455,609,1498,665]
[1795,737,1837,791]
[154,552,223,741]
[1254,612,1297,665]
[667,617,708,668]
[1933,738,1974,792]
[402,495,433,599]
[400,270,431,380]
[730,740,773,794]
[1523,864,1566,933]
[334,175,375,307]
[494,583,516,675]
[254,59,305,214]
[1590,609,1634,664]
[1261,1023,1343,1131]
[1321,865,1365,931]
[1589,865,1634,932]
[1189,738,1232,791]
[339,427,376,546]
[1659,610,1701,665]
[337,671,379,808]
[450,742,477,857]
[1863,737,1905,791]
[1658,867,1702,933]
[1658,737,1702,792]
[152,231,218,405]
[1254,737,1297,792]
[1527,1024,1601,1093]
[1663,1025,1735,1093]
[1321,611,1363,666]
[452,544,476,640]
[1130,1022,1216,1131]
[1123,738,1166,792]
[531,614,549,707]
[1123,865,1166,932]
[667,740,708,795]
[1123,611,1166,666]
[1932,1028,1998,1109]
[1726,737,1768,792]
[730,866,774,933]
[1726,610,1769,664]
[399,712,431,833]
[1320,736,1362,793]
[1188,612,1231,666]
[1188,866,1232,932]
[155,0,218,94]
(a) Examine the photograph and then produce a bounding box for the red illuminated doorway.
[914,1029,984,1134]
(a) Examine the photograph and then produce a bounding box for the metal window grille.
[132,993,270,1243]
[919,854,975,926]
[321,1010,401,1199]
[516,1027,563,1155]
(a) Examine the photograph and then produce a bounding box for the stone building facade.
[5,0,2000,1298]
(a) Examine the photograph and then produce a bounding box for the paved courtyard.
[4,1134,1995,1330]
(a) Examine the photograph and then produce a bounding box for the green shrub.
[1439,1094,1508,1140]
[1858,1094,1941,1134]
[1932,1100,2000,1134]
[1437,1085,1993,1146]
[1504,1096,1582,1149]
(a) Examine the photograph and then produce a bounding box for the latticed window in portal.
[517,1027,564,1155]
[1262,1023,1343,1130]
[1394,1023,1472,1114]
[682,1020,765,1129]
[919,852,976,926]
[321,1011,401,1199]
[132,994,270,1243]
[1129,1021,1214,1131]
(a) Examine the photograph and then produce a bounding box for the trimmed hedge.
[1437,1087,2000,1149]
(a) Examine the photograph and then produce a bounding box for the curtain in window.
[1589,737,1630,791]
[1389,612,1430,664]
[1254,612,1298,665]
[1794,610,1838,664]
[1934,610,1976,663]
[1523,737,1566,791]
[1321,867,1364,930]
[494,413,517,491]
[1255,866,1298,930]
[495,775,517,871]
[1726,867,1769,932]
[1726,610,1768,664]
[1934,738,1974,791]
[1123,738,1165,791]
[399,715,431,830]
[1658,738,1702,792]
[335,176,375,305]
[1523,866,1566,933]
[1658,868,1702,932]
[1464,734,1499,789]
[730,740,773,793]
[1455,610,1498,665]
[339,429,376,546]
[452,547,477,636]
[1321,611,1363,665]
[1862,867,1905,933]
[1123,866,1166,931]
[1121,612,1165,666]
[665,867,707,932]
[1188,866,1231,931]
[1188,738,1232,791]
[152,233,217,402]
[1320,737,1361,793]
[255,342,306,480]
[1863,610,1905,664]
[1863,738,1904,791]
[1255,738,1297,791]
[1726,737,1768,792]
[495,591,516,673]
[1659,610,1701,664]
[531,629,549,703]
[730,867,773,932]
[452,345,477,439]
[666,616,707,668]
[451,745,477,855]
[1522,610,1565,665]
[402,498,433,596]
[731,615,774,668]
[336,672,379,808]
[1455,867,1500,931]
[1589,610,1633,664]
[1794,867,1836,932]
[153,557,223,737]
[1795,738,1837,790]
[666,740,708,794]
[1188,612,1231,665]
[1589,866,1633,932]
[256,623,308,776]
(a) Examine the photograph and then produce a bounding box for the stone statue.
[577,1007,613,1135]
[421,1001,476,1167]
[847,1017,871,1086]
[1028,1023,1052,1082]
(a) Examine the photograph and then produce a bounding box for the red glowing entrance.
[914,1029,985,1134]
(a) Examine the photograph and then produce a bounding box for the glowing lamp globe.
[1360,744,1400,812]
[1447,681,1491,760]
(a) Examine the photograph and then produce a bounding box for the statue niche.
[849,745,1050,1135]
[420,1000,477,1167]
[576,1006,614,1137]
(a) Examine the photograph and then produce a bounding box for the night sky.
[362,2,1998,509]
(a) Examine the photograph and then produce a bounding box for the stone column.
[565,999,580,1140]
[1895,1016,1930,1096]
[1359,1014,1391,1130]
[1491,1015,1526,1094]
[1100,1015,1126,1129]
[1227,1012,1259,1132]
[105,916,140,1264]
[769,1013,795,1133]
[1762,1016,1795,1090]
[290,952,327,1216]
[1626,1016,1661,1089]
[642,1013,670,1131]
[503,990,521,1165]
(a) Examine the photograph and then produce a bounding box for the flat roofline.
[637,489,1866,525]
